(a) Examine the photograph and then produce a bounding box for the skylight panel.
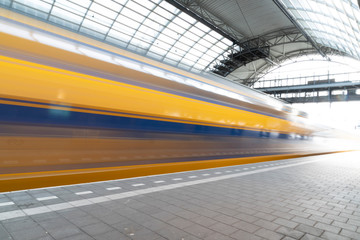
[157,34,177,45]
[183,31,200,43]
[81,19,109,35]
[89,2,118,21]
[159,0,180,15]
[132,0,156,11]
[107,28,132,42]
[15,0,51,12]
[138,25,159,38]
[127,1,151,17]
[113,20,138,35]
[172,17,191,29]
[173,41,191,52]
[148,11,169,25]
[162,28,181,40]
[51,6,83,25]
[54,0,89,16]
[94,0,123,12]
[143,18,164,31]
[197,38,213,48]
[203,34,218,44]
[130,37,151,50]
[5,0,234,73]
[179,36,195,47]
[133,31,155,44]
[166,52,182,61]
[152,6,174,21]
[194,22,211,33]
[189,26,205,38]
[122,8,146,23]
[167,22,186,35]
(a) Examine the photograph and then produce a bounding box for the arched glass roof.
[0,0,233,73]
[278,0,360,59]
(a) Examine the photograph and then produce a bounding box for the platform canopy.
[1,0,359,86]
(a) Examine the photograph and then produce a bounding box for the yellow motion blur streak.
[0,55,304,134]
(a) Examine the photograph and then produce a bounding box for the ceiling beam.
[164,0,242,44]
[272,0,328,59]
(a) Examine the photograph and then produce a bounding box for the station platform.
[0,151,359,240]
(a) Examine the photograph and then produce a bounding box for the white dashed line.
[154,181,165,184]
[75,191,93,195]
[225,171,232,173]
[243,168,249,170]
[0,202,14,207]
[202,174,210,176]
[172,178,183,181]
[188,176,197,179]
[36,196,58,201]
[106,187,121,191]
[132,183,145,187]
[215,172,222,174]
[0,157,326,221]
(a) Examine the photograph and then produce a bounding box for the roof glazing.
[0,0,233,73]
[278,0,360,59]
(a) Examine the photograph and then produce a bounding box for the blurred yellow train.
[0,10,356,191]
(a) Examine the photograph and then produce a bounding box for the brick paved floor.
[0,151,359,240]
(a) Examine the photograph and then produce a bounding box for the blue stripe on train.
[0,103,289,139]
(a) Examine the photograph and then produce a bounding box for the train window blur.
[78,46,114,63]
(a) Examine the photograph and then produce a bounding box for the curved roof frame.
[243,46,347,87]
[0,0,233,73]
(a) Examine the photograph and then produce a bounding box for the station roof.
[1,0,359,86]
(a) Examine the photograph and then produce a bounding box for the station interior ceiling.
[1,0,360,88]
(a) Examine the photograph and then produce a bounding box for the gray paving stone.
[9,226,48,240]
[282,237,297,240]
[0,224,11,240]
[81,222,114,236]
[274,218,298,229]
[339,229,360,239]
[255,228,284,240]
[321,231,351,240]
[61,233,95,240]
[183,223,215,239]
[230,229,263,240]
[253,219,280,231]
[308,215,333,224]
[123,228,160,240]
[209,222,238,235]
[347,219,360,226]
[254,212,277,222]
[272,211,295,220]
[232,220,260,233]
[204,232,235,240]
[290,210,311,218]
[47,225,83,239]
[300,234,325,240]
[291,216,316,226]
[331,220,357,231]
[0,152,359,240]
[157,226,188,239]
[168,217,193,229]
[276,226,305,239]
[314,222,341,234]
[2,218,38,232]
[141,219,168,232]
[213,214,239,225]
[233,213,259,223]
[151,210,177,221]
[296,224,324,237]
